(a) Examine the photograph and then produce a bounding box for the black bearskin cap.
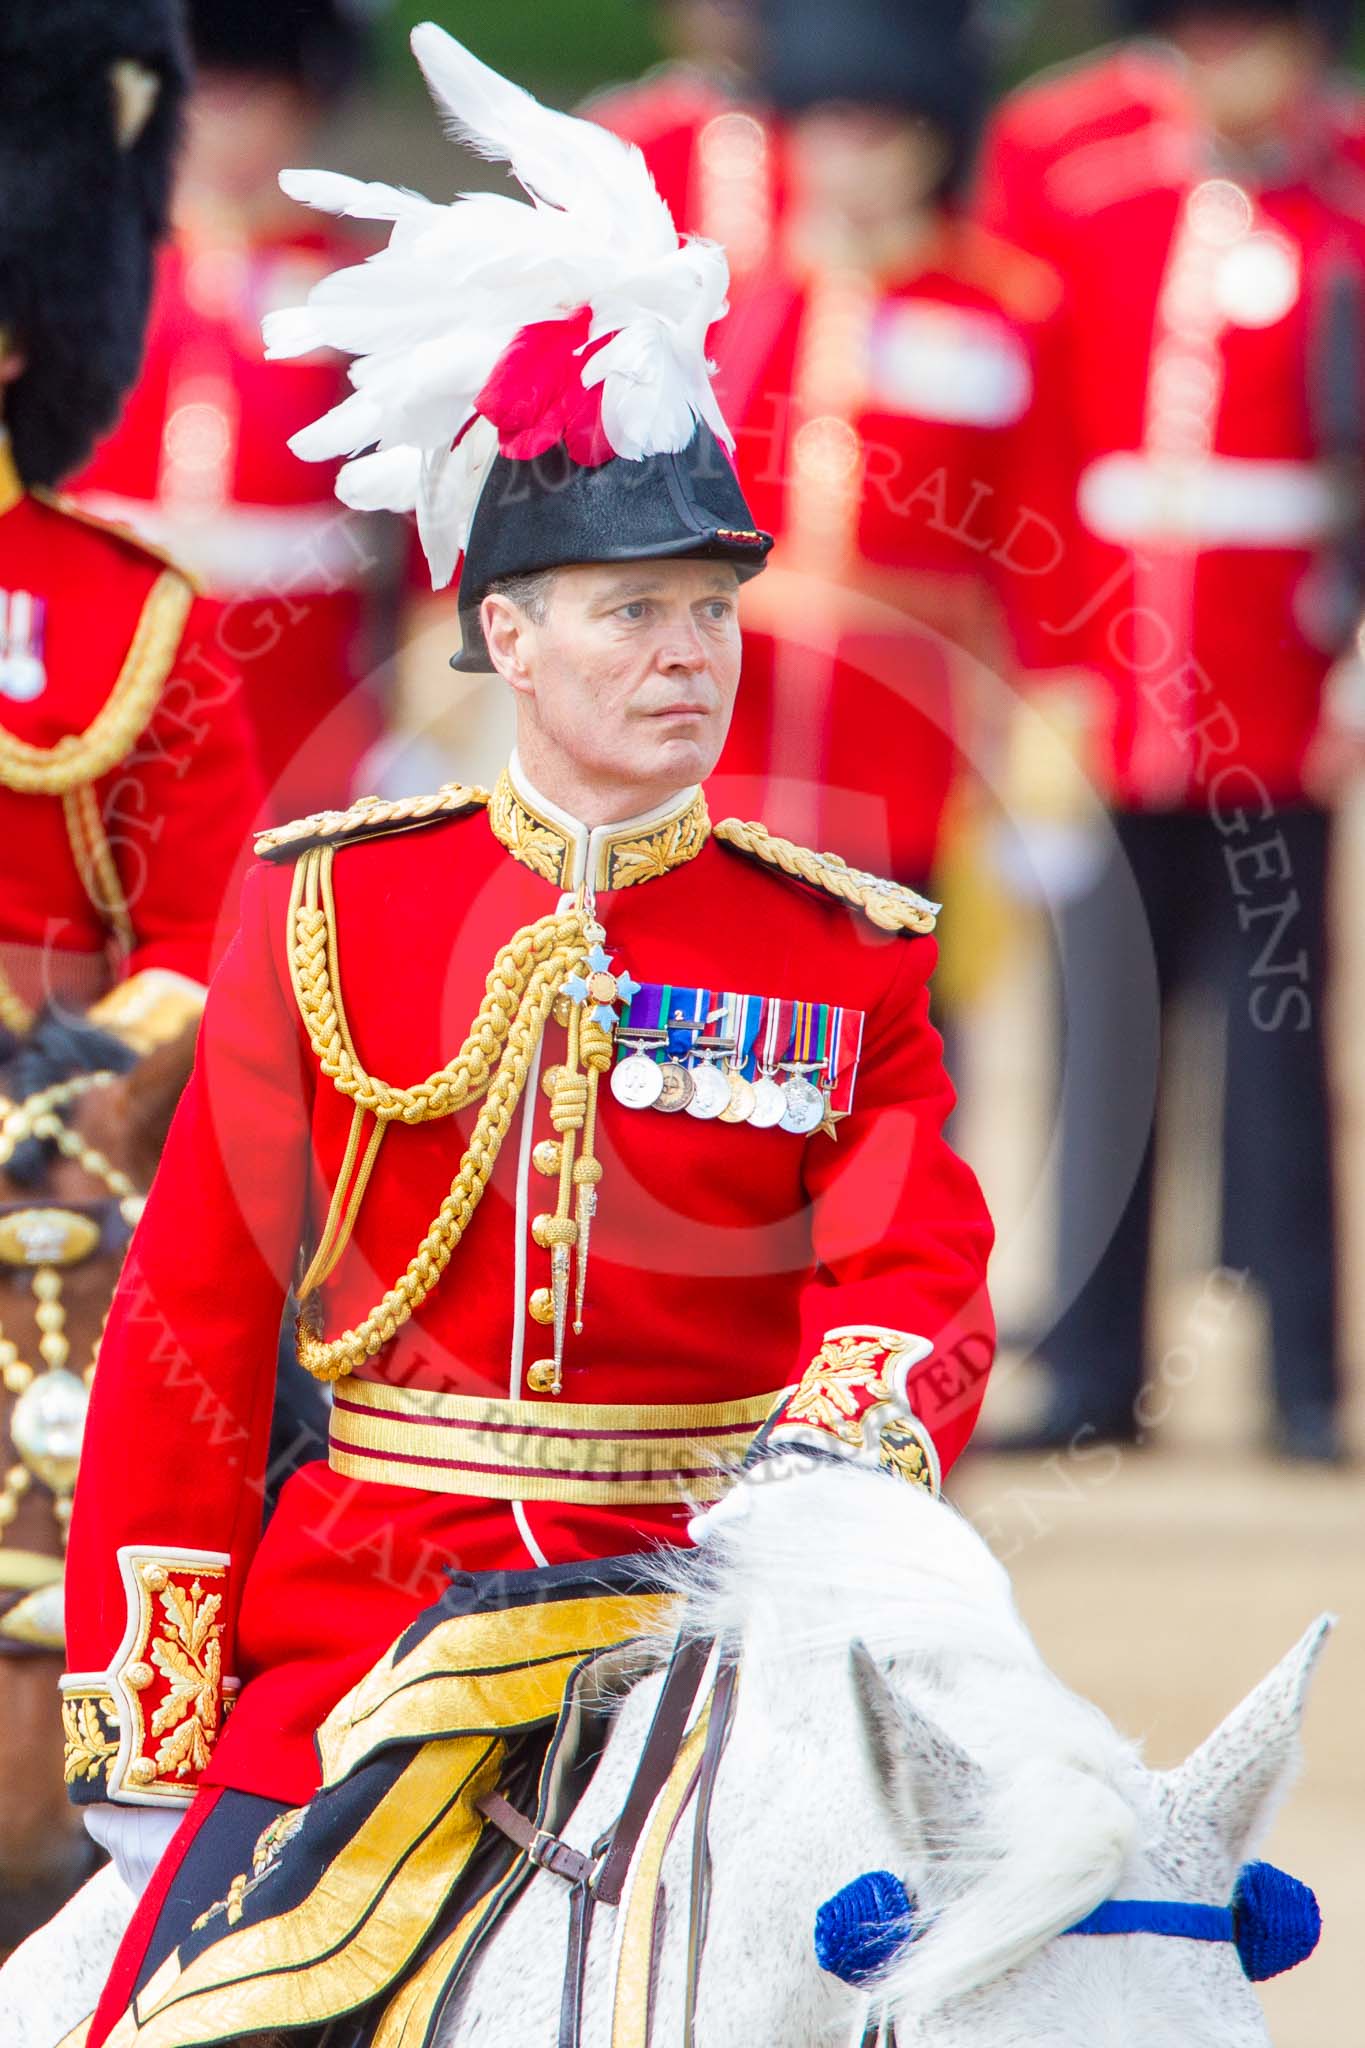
[0,1,190,488]
[450,423,773,672]
[758,0,990,184]
[1117,0,1355,50]
[188,0,372,102]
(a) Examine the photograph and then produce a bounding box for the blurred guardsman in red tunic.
[708,0,1072,890]
[60,30,993,2043]
[0,0,261,1047]
[586,1,779,278]
[73,0,388,825]
[976,0,1364,1460]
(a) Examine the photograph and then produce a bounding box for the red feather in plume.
[476,310,616,467]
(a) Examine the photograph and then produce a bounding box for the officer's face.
[485,559,743,813]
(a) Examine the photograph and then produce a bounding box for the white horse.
[0,1460,1330,2046]
[443,1461,1330,2047]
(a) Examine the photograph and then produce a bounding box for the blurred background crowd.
[76,0,1365,1472]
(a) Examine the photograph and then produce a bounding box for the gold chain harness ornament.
[0,1072,147,1647]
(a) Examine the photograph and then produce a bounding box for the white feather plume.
[266,23,734,589]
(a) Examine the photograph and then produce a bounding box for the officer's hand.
[83,1801,183,1898]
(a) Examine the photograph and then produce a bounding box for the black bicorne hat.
[188,0,373,102]
[270,26,773,660]
[449,424,771,671]
[0,0,190,488]
[758,0,989,187]
[1116,0,1355,48]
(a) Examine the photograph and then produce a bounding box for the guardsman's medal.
[0,590,47,702]
[655,1060,695,1112]
[749,1073,788,1127]
[610,1032,665,1109]
[717,992,758,1123]
[719,1067,757,1123]
[686,1056,731,1120]
[780,1067,827,1134]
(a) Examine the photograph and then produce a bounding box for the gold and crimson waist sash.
[328,1375,784,1506]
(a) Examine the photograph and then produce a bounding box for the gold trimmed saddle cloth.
[100,1558,674,2048]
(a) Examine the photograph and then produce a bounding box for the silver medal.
[0,652,45,702]
[748,1075,788,1129]
[779,1074,826,1134]
[610,1051,664,1110]
[685,1061,731,1120]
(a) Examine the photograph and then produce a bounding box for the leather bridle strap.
[593,1632,714,1908]
[682,1655,738,2048]
[477,1792,597,1886]
[477,1631,715,2048]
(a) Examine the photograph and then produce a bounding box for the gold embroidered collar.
[0,434,23,520]
[488,758,710,893]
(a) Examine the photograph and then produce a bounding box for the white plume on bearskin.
[264,22,734,587]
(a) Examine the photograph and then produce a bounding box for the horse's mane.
[0,1007,135,1187]
[669,1461,1142,2015]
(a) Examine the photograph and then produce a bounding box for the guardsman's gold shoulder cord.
[0,571,192,798]
[0,569,194,973]
[286,841,596,1381]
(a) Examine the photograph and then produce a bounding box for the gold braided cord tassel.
[295,910,592,1383]
[288,845,587,1126]
[713,817,938,935]
[63,783,137,957]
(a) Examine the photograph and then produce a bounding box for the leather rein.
[479,1632,739,2048]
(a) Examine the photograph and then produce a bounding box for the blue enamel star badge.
[563,944,641,1030]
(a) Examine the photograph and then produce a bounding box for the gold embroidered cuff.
[762,1325,941,1494]
[62,1545,239,1806]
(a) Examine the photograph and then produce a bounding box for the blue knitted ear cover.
[1232,1861,1322,1982]
[814,1870,918,1986]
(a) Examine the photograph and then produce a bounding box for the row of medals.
[609,1026,828,1134]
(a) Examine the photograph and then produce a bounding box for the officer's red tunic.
[976,46,1365,805]
[63,772,994,1808]
[0,446,261,1008]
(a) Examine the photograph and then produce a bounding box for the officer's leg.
[1218,804,1341,1457]
[1021,810,1178,1441]
[87,1788,287,2046]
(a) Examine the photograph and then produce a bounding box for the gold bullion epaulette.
[254,783,491,862]
[713,817,939,935]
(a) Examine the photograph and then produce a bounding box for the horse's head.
[686,1459,1329,2048]
[844,1614,1327,2048]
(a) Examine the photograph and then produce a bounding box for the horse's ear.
[850,1641,984,1859]
[1161,1616,1333,1868]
